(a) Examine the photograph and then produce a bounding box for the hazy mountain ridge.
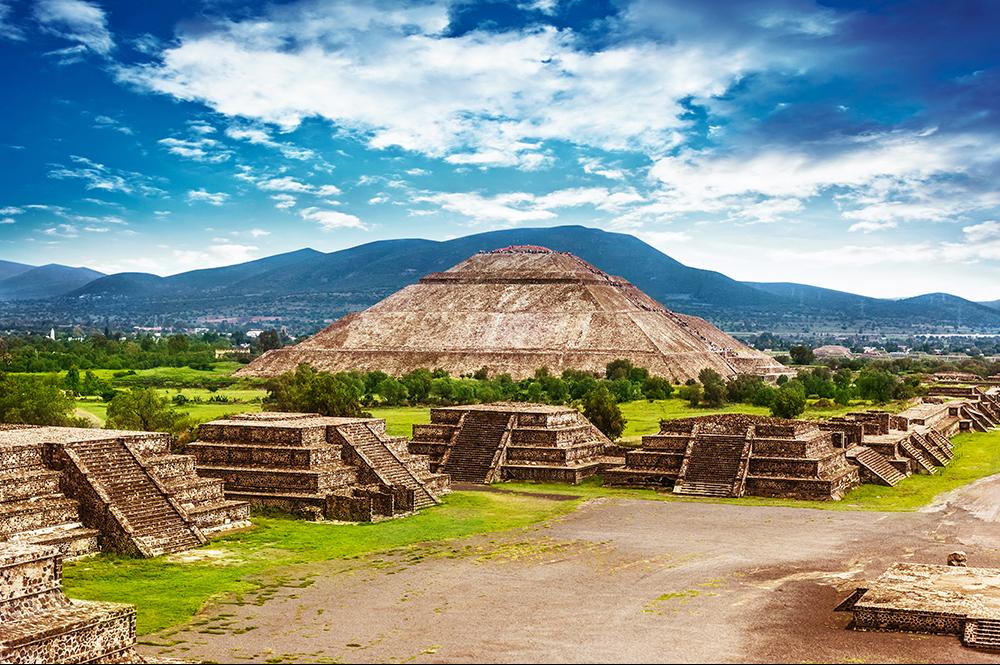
[0,264,105,301]
[3,226,998,333]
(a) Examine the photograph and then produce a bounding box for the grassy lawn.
[62,491,580,636]
[500,429,1000,513]
[368,406,432,438]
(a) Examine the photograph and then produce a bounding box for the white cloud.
[270,194,296,210]
[299,206,366,230]
[0,1,25,41]
[225,124,317,160]
[257,176,313,193]
[414,186,641,225]
[964,221,1000,243]
[117,0,793,168]
[0,206,24,215]
[34,0,113,55]
[158,137,232,163]
[47,155,164,196]
[367,195,389,205]
[93,115,134,135]
[186,188,229,206]
[248,228,271,238]
[0,217,15,225]
[172,243,259,269]
[43,223,79,238]
[729,197,803,225]
[188,122,216,135]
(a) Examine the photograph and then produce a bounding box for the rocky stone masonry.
[237,245,791,383]
[409,403,616,484]
[188,412,448,522]
[838,562,1000,651]
[604,414,861,500]
[0,426,250,558]
[926,386,1000,432]
[0,541,139,663]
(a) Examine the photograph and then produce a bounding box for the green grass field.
[62,491,580,636]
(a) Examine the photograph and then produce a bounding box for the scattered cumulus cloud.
[299,206,366,231]
[186,188,229,206]
[34,0,114,56]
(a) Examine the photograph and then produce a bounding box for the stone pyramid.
[238,245,787,382]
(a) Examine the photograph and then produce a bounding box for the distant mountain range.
[1,226,998,334]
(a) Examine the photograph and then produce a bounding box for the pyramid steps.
[59,439,204,557]
[850,447,907,486]
[673,433,751,498]
[338,423,439,511]
[442,411,512,483]
[899,440,937,475]
[966,618,1000,650]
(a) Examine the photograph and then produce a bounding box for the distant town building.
[813,345,852,359]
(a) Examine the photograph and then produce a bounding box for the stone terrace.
[189,412,448,522]
[840,562,1000,651]
[604,414,861,500]
[0,541,138,663]
[409,403,615,484]
[0,426,249,558]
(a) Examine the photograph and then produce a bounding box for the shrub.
[583,385,625,440]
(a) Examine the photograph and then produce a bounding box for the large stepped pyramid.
[410,403,616,484]
[189,412,447,522]
[237,245,791,382]
[0,426,250,558]
[0,542,139,663]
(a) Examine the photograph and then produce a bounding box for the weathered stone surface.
[410,402,614,484]
[0,426,250,558]
[190,412,447,521]
[0,542,140,664]
[842,562,1000,651]
[237,245,790,383]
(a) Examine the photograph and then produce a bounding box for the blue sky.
[1,0,999,300]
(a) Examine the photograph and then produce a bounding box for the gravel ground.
[143,483,1000,664]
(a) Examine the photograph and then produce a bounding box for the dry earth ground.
[142,477,1000,664]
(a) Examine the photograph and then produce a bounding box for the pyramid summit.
[237,245,788,382]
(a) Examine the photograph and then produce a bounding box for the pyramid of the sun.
[238,245,788,382]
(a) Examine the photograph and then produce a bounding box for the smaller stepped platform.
[0,426,250,558]
[0,542,139,663]
[839,562,1000,652]
[409,403,613,484]
[604,414,860,501]
[846,447,907,486]
[189,412,447,522]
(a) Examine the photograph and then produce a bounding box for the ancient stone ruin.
[0,426,249,558]
[237,245,790,383]
[188,412,448,521]
[604,414,861,499]
[838,561,1000,651]
[408,403,615,484]
[603,394,980,499]
[0,541,139,663]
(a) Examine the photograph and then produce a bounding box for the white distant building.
[246,329,264,339]
[48,328,55,340]
[813,345,851,358]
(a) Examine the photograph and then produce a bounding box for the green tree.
[166,334,189,354]
[678,382,704,407]
[256,329,282,352]
[263,364,368,417]
[583,385,625,439]
[855,368,898,404]
[64,365,81,394]
[0,373,81,426]
[770,384,807,419]
[605,358,634,381]
[642,375,674,400]
[105,388,188,433]
[698,368,727,407]
[788,345,815,365]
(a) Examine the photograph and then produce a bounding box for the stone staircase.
[926,429,955,460]
[60,439,204,557]
[0,542,139,663]
[442,411,513,483]
[0,445,99,560]
[673,432,752,498]
[851,447,907,486]
[339,423,439,510]
[910,433,949,467]
[899,439,938,475]
[965,618,1000,651]
[962,406,993,432]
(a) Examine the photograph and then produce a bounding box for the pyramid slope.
[239,246,787,382]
